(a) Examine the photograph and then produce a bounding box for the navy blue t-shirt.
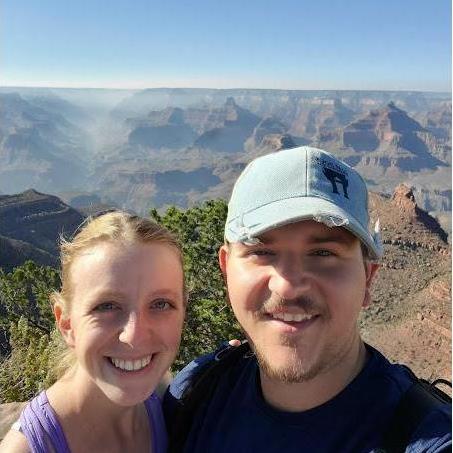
[164,345,451,452]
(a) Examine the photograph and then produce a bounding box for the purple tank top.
[19,391,167,453]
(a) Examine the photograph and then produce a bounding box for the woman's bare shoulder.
[0,429,30,453]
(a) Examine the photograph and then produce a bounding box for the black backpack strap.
[168,341,252,453]
[381,376,451,453]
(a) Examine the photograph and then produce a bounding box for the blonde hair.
[50,211,185,378]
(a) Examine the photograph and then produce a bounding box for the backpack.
[167,342,451,453]
[380,367,451,453]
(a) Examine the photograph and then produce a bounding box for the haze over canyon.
[0,87,450,233]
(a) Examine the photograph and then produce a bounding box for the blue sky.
[1,0,451,91]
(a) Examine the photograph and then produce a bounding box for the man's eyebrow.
[257,232,355,245]
[310,233,355,245]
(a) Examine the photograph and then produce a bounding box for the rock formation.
[0,189,84,270]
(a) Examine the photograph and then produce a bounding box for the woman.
[1,212,186,453]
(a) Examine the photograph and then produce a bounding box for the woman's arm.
[0,428,31,453]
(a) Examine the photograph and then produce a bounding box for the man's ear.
[363,262,379,308]
[54,303,75,348]
[218,244,229,276]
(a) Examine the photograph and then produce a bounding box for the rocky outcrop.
[340,103,445,171]
[0,189,84,269]
[415,130,451,164]
[343,102,420,149]
[369,184,449,250]
[126,98,261,154]
[246,117,287,148]
[0,94,89,195]
[422,102,452,140]
[0,235,57,272]
[96,163,222,214]
[361,184,451,379]
[243,117,296,155]
[290,98,355,139]
[245,134,296,159]
[2,88,450,232]
[193,98,261,153]
[260,134,295,151]
[128,107,197,149]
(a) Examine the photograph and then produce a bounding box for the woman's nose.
[118,311,148,346]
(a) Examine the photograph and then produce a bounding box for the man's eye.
[151,299,171,311]
[312,250,335,257]
[93,302,117,312]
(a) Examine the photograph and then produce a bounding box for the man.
[164,146,451,452]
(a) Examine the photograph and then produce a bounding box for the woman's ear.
[218,244,229,276]
[54,303,75,348]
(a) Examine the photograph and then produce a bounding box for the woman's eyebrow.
[89,289,125,301]
[150,288,182,298]
[93,288,181,297]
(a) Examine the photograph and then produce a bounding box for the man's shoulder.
[365,344,432,392]
[163,351,216,438]
[168,350,218,400]
[168,342,253,401]
[398,376,451,451]
[163,342,255,451]
[368,346,451,451]
[409,406,452,452]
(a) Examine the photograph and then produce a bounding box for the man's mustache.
[259,294,322,316]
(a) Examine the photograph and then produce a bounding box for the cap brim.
[225,196,381,260]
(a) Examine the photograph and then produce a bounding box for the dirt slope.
[361,185,451,383]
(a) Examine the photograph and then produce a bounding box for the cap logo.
[322,167,349,199]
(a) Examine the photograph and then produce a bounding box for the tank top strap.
[144,393,168,453]
[19,391,71,453]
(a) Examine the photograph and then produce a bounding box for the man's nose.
[118,311,148,346]
[268,257,312,300]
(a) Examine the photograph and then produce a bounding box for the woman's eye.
[151,299,171,311]
[93,302,117,312]
[249,249,274,257]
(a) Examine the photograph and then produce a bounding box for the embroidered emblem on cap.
[322,167,349,198]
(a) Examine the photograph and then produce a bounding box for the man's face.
[219,220,378,383]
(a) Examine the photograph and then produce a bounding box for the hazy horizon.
[0,85,451,94]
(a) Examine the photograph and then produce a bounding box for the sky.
[1,0,451,92]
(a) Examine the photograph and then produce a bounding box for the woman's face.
[56,241,185,406]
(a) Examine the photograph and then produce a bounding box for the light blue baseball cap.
[225,146,383,260]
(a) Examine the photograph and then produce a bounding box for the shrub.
[151,200,241,370]
[0,262,60,402]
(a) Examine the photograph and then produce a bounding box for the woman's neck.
[46,366,151,453]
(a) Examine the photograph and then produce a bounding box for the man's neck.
[259,340,368,412]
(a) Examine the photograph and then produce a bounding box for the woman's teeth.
[109,355,152,371]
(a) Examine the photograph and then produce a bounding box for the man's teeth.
[110,355,152,371]
[271,312,314,322]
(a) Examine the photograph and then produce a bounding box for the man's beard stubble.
[243,294,334,384]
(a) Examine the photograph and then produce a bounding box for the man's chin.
[257,357,319,384]
[252,343,323,384]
